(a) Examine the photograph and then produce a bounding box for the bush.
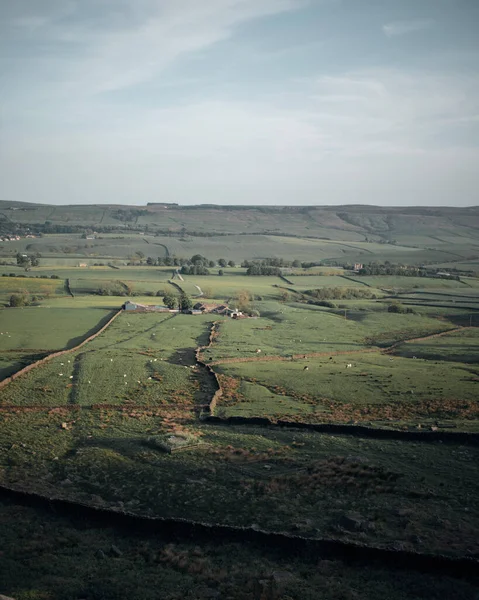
[388,301,407,313]
[310,300,336,308]
[9,294,27,307]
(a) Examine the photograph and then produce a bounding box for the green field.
[1,208,479,597]
[214,351,479,425]
[0,275,66,303]
[0,307,113,351]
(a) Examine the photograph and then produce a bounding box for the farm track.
[0,482,477,579]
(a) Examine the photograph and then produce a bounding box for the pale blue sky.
[0,0,478,206]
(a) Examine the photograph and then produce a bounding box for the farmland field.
[1,203,479,599]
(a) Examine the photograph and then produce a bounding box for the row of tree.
[162,292,192,311]
[246,265,282,276]
[306,287,376,300]
[356,262,461,280]
[146,255,236,268]
[241,258,302,268]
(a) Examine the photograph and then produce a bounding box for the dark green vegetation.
[2,497,478,600]
[1,203,479,599]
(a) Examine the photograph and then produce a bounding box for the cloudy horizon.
[1,0,478,207]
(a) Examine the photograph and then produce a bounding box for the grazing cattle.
[256,349,262,353]
[329,357,333,360]
[346,363,352,368]
[303,366,309,371]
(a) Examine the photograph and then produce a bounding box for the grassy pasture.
[0,354,75,405]
[215,351,479,419]
[357,275,469,290]
[287,274,367,288]
[356,310,457,346]
[0,306,114,381]
[181,272,284,301]
[393,327,479,362]
[204,304,367,362]
[0,276,65,302]
[1,410,478,559]
[1,257,479,587]
[0,307,113,352]
[1,312,218,410]
[204,302,457,362]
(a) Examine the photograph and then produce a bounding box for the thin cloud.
[4,0,305,96]
[382,19,435,37]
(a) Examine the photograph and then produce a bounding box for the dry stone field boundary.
[0,482,477,579]
[0,309,122,390]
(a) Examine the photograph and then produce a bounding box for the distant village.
[0,234,36,242]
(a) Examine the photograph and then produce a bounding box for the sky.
[0,0,478,207]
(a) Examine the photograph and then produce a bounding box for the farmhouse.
[353,263,363,272]
[192,303,245,318]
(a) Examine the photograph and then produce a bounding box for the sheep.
[256,349,262,354]
[346,363,352,368]
[303,366,309,371]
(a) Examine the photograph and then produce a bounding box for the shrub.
[9,294,27,307]
[387,301,407,313]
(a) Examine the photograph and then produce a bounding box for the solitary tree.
[227,260,236,268]
[16,253,31,271]
[163,293,177,309]
[179,293,192,312]
[218,258,227,267]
